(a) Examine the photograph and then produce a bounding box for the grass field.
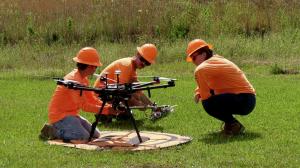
[0,62,299,168]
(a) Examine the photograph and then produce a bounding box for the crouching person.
[186,39,256,136]
[40,47,115,143]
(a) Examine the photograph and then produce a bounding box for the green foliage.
[270,64,299,75]
[1,31,300,74]
[44,32,59,46]
[65,17,74,44]
[270,64,286,74]
[1,0,300,45]
[169,15,190,40]
[0,32,8,46]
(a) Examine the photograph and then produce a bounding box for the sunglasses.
[139,56,151,66]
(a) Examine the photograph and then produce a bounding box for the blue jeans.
[53,116,100,141]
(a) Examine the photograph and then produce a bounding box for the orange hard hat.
[73,47,102,66]
[137,43,158,64]
[186,39,213,62]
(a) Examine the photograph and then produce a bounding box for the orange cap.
[73,47,102,66]
[137,43,158,64]
[186,39,213,62]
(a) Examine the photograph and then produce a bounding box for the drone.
[54,71,176,143]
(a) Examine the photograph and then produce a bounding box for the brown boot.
[221,121,245,136]
[39,123,57,140]
[230,121,245,135]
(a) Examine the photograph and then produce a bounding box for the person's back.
[94,57,137,88]
[195,55,255,100]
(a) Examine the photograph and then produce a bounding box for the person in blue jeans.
[40,47,115,143]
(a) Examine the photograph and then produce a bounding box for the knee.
[81,131,90,140]
[240,110,252,116]
[240,104,255,116]
[242,94,256,115]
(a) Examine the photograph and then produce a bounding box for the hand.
[194,94,201,104]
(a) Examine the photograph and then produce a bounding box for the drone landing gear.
[88,99,143,143]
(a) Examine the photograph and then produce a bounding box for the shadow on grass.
[199,131,263,145]
[100,119,165,132]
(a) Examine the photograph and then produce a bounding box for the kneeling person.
[42,47,114,142]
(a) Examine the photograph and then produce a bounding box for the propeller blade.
[136,75,154,78]
[158,77,177,81]
[135,76,177,81]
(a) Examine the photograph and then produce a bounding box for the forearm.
[129,92,153,106]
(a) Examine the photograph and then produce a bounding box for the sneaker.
[221,121,245,136]
[39,123,57,140]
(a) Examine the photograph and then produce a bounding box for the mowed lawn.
[0,64,299,168]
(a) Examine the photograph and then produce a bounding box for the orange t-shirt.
[94,57,137,88]
[48,69,105,124]
[194,55,255,101]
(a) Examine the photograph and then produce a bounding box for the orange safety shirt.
[48,69,104,124]
[94,57,137,88]
[194,55,255,101]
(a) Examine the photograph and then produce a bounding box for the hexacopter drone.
[54,71,176,143]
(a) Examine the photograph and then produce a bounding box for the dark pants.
[202,93,256,123]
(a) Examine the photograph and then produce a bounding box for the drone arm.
[132,83,174,92]
[132,81,158,89]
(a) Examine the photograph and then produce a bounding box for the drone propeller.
[53,78,85,89]
[136,76,177,81]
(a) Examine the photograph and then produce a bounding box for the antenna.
[105,72,109,89]
[115,70,121,89]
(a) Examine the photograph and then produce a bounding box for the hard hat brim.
[186,44,213,62]
[73,57,102,67]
